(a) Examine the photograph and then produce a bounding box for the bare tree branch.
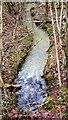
[54,2,62,45]
[60,0,63,29]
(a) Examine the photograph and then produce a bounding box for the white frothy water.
[17,3,50,112]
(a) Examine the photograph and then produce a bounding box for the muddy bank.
[2,4,33,83]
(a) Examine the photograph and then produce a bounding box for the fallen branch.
[0,83,22,88]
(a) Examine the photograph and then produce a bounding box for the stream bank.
[2,3,33,83]
[39,13,68,120]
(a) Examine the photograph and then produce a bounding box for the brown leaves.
[10,109,20,118]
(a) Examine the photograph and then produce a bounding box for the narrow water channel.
[16,3,50,112]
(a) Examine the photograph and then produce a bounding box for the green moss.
[44,101,55,110]
[61,112,68,117]
[65,23,68,28]
[49,79,54,86]
[47,27,53,36]
[39,96,55,110]
[16,54,27,74]
[45,70,50,74]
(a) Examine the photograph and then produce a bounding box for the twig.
[12,15,19,41]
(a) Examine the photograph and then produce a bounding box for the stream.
[16,3,50,112]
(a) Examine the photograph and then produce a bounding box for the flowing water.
[16,3,50,112]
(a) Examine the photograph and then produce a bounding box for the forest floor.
[2,24,68,120]
[2,4,33,83]
[5,26,67,120]
[1,3,68,120]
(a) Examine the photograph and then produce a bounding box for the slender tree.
[49,2,62,86]
[0,1,8,97]
[0,1,3,118]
